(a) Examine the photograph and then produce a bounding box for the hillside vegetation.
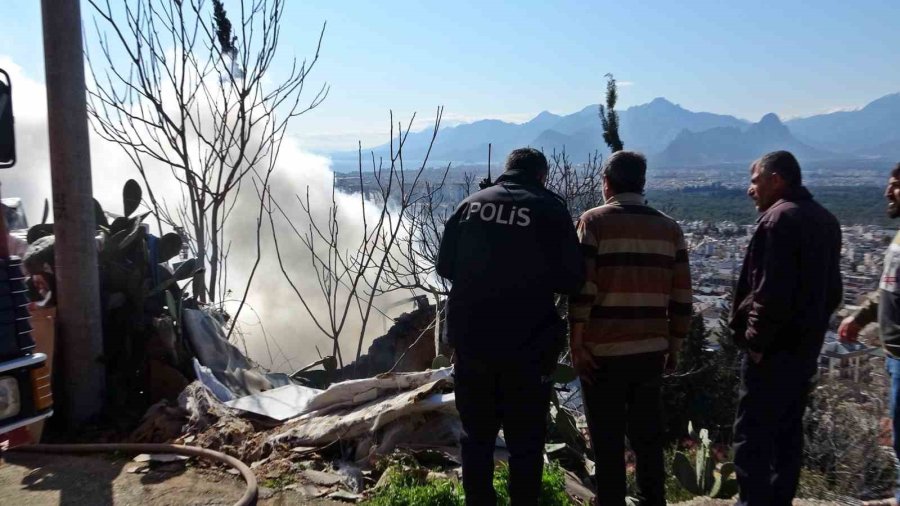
[647,185,890,227]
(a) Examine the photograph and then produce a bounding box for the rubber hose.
[12,443,258,506]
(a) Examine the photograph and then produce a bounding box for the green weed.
[364,461,576,506]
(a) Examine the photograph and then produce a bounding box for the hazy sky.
[2,0,899,152]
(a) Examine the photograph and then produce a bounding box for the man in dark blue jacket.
[437,147,584,505]
[730,150,843,506]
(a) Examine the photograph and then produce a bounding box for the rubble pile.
[329,297,438,382]
[120,293,600,503]
[131,366,462,500]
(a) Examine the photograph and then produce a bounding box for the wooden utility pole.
[40,0,105,425]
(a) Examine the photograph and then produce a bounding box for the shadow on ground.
[0,452,237,506]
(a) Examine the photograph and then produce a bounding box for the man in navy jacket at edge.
[437,147,584,505]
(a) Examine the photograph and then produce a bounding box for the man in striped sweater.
[570,151,692,506]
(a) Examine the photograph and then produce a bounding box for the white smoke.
[1,55,409,373]
[222,140,411,373]
[0,57,142,221]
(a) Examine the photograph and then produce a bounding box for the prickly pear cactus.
[674,422,739,499]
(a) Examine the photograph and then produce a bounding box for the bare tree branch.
[86,0,327,305]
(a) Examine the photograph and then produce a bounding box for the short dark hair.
[603,151,647,194]
[891,162,900,179]
[505,148,548,180]
[758,150,802,187]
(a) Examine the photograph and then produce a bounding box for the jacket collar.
[494,170,569,207]
[495,169,542,187]
[605,192,646,206]
[757,186,814,222]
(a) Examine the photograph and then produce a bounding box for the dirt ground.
[671,499,852,506]
[0,452,861,506]
[0,452,348,506]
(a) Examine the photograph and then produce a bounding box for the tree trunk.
[194,210,207,303]
[208,202,220,303]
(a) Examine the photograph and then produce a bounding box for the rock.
[327,490,362,502]
[300,469,343,486]
[125,464,149,474]
[564,471,595,503]
[132,453,189,463]
[284,483,328,497]
[426,471,453,482]
[250,457,270,470]
[130,400,188,444]
[257,486,275,499]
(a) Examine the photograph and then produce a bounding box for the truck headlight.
[0,376,21,420]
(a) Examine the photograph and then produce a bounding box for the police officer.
[437,147,584,505]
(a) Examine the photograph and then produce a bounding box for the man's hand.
[571,345,598,385]
[749,350,763,364]
[570,322,597,384]
[838,316,861,343]
[664,350,679,375]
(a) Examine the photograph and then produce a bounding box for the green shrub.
[365,461,576,506]
[364,468,463,506]
[492,462,572,506]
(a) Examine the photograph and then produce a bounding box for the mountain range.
[330,93,900,169]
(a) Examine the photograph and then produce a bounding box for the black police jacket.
[436,170,585,363]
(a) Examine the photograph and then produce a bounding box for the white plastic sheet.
[225,383,323,421]
[268,370,457,447]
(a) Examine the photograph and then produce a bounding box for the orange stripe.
[594,267,674,293]
[584,318,670,343]
[580,212,679,242]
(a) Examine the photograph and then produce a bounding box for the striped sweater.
[569,192,692,356]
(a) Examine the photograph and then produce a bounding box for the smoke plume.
[0,56,407,373]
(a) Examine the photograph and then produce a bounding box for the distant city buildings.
[685,220,888,383]
[683,220,751,340]
[820,331,878,383]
